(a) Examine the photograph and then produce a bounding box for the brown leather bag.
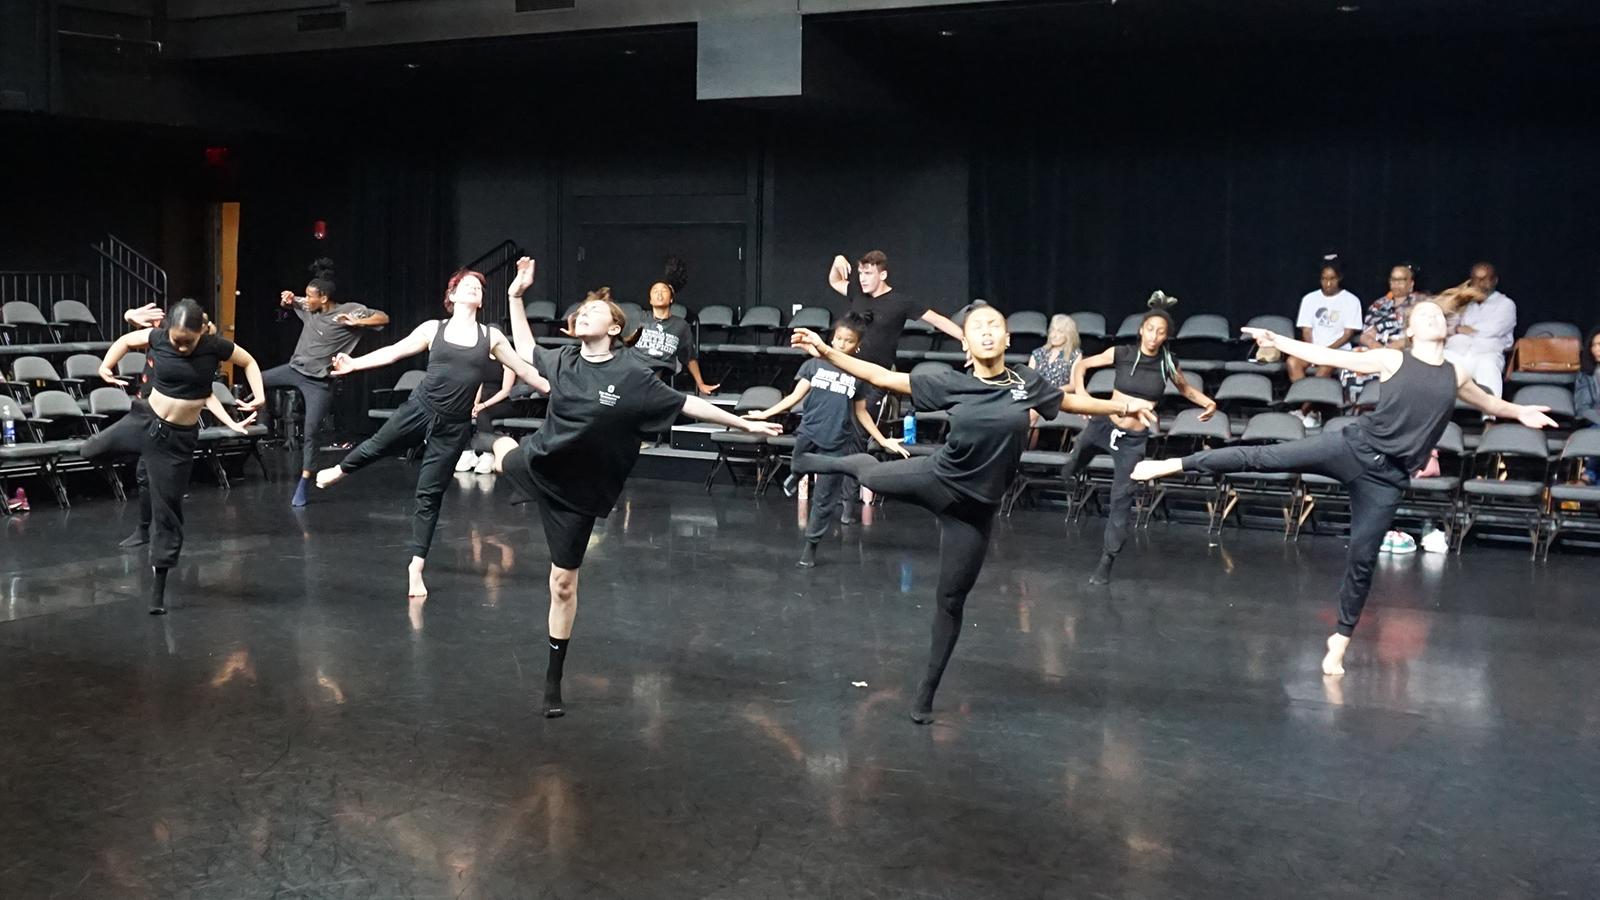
[1506,336,1580,374]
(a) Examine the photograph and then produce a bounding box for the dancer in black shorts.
[789,305,1155,724]
[496,258,782,717]
[1133,290,1557,676]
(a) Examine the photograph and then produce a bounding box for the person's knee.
[491,437,518,473]
[549,566,579,605]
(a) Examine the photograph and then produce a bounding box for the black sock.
[543,636,568,717]
[912,610,962,724]
[149,566,169,615]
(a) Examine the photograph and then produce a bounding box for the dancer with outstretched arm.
[1132,289,1557,676]
[494,258,782,718]
[789,305,1156,724]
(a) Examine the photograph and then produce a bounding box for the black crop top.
[146,329,235,400]
[1111,343,1177,402]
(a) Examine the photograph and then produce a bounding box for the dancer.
[457,358,516,475]
[788,305,1155,724]
[495,257,781,718]
[314,269,549,598]
[1132,290,1558,675]
[743,311,908,569]
[634,280,718,395]
[84,298,266,613]
[1065,308,1217,585]
[268,259,389,507]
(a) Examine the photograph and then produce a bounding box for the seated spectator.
[1290,257,1361,426]
[1028,314,1081,390]
[1443,262,1517,397]
[1343,263,1420,399]
[1577,325,1600,484]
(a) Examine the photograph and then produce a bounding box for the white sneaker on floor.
[1421,528,1449,553]
[474,453,495,475]
[455,450,477,472]
[1303,410,1322,428]
[1386,530,1417,554]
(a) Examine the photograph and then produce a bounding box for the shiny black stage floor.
[2,453,1597,898]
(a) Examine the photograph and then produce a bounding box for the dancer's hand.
[124,303,165,328]
[830,255,852,281]
[1240,326,1280,348]
[1125,397,1158,428]
[279,291,296,307]
[332,312,358,326]
[877,436,912,459]
[791,328,828,357]
[697,381,720,396]
[237,395,263,412]
[225,411,258,434]
[1196,401,1218,422]
[1515,404,1558,429]
[743,410,773,421]
[509,257,536,298]
[741,418,783,436]
[98,367,128,387]
[329,352,357,376]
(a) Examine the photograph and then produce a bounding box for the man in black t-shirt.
[827,249,963,413]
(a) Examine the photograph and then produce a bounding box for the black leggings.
[81,402,198,569]
[337,396,471,559]
[795,435,860,543]
[1062,416,1151,557]
[1183,429,1408,637]
[797,452,996,712]
[470,398,514,454]
[260,364,334,473]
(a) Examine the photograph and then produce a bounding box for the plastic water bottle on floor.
[903,411,917,446]
[2,412,15,447]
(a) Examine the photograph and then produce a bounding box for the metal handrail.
[92,245,164,293]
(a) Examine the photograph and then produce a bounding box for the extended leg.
[911,503,996,724]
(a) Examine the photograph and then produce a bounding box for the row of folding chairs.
[0,300,105,345]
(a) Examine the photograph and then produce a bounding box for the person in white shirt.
[1291,258,1362,425]
[1444,262,1517,397]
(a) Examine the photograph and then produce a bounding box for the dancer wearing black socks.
[1066,308,1217,585]
[268,260,389,507]
[744,312,908,568]
[495,258,782,717]
[83,299,265,613]
[1133,290,1557,676]
[788,307,1155,724]
[314,269,549,598]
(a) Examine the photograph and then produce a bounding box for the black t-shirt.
[633,315,697,375]
[794,358,859,452]
[1111,344,1177,402]
[147,329,235,400]
[513,345,688,517]
[849,290,928,369]
[912,366,1061,505]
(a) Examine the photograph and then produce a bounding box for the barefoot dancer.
[496,258,781,718]
[1132,290,1558,675]
[789,306,1156,724]
[314,269,549,598]
[83,299,266,613]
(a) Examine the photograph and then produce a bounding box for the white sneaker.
[474,453,495,475]
[1387,530,1417,554]
[1421,528,1449,553]
[455,450,477,472]
[1304,410,1322,428]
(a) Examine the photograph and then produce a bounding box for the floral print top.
[1344,293,1417,389]
[1028,347,1080,389]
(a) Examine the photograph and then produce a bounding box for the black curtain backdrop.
[969,36,1600,332]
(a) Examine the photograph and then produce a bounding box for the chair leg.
[249,441,271,481]
[43,465,70,509]
[101,463,126,502]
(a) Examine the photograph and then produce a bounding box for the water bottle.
[902,411,917,446]
[2,413,14,447]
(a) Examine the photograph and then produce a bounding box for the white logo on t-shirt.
[598,384,620,406]
[811,367,858,398]
[635,324,680,359]
[1011,387,1029,401]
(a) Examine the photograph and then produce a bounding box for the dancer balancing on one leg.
[314,268,550,598]
[83,298,266,613]
[1131,289,1558,676]
[788,305,1157,724]
[1064,307,1217,585]
[494,257,781,718]
[743,311,909,569]
[267,259,389,507]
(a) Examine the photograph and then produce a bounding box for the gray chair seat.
[715,344,765,356]
[1019,451,1070,467]
[1408,476,1461,492]
[709,431,766,446]
[1087,456,1115,472]
[492,417,544,430]
[368,409,397,420]
[767,434,798,450]
[1230,472,1297,484]
[763,346,806,357]
[1224,360,1285,375]
[200,425,268,442]
[1505,371,1576,387]
[1550,483,1600,502]
[0,444,58,460]
[923,351,968,363]
[1181,359,1224,373]
[905,443,941,456]
[1461,480,1544,499]
[1302,473,1342,487]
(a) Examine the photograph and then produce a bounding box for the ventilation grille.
[297,11,347,32]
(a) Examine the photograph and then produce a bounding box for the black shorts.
[501,445,599,570]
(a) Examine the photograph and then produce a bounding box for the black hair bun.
[1147,290,1179,310]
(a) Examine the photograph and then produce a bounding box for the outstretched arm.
[683,395,783,435]
[98,328,154,385]
[1071,347,1114,395]
[855,397,910,458]
[205,393,258,434]
[827,255,851,297]
[747,380,811,420]
[228,345,267,410]
[920,309,964,342]
[1059,387,1158,427]
[1242,327,1401,377]
[335,308,389,329]
[489,333,550,395]
[790,329,910,394]
[1455,368,1558,427]
[331,322,435,375]
[1174,366,1219,421]
[505,256,538,360]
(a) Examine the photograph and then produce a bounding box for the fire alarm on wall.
[313,220,327,240]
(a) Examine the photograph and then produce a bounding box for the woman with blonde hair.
[1027,314,1081,390]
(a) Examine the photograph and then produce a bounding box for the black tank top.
[1112,344,1174,402]
[1353,353,1457,472]
[417,320,488,418]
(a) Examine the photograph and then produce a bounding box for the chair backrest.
[670,303,689,320]
[911,361,955,377]
[1436,420,1465,455]
[89,386,132,415]
[1474,423,1550,460]
[1322,415,1359,435]
[1524,321,1580,339]
[12,356,60,382]
[1356,380,1381,406]
[1068,311,1106,337]
[1560,427,1600,460]
[1163,369,1205,395]
[1282,375,1344,408]
[1510,384,1575,417]
[1115,313,1145,338]
[0,395,27,421]
[210,381,239,408]
[117,351,148,377]
[734,386,783,413]
[64,354,102,379]
[902,318,936,335]
[1176,314,1230,341]
[1006,311,1049,337]
[525,300,556,320]
[697,304,735,328]
[2,301,48,326]
[1243,314,1295,335]
[52,300,97,325]
[1240,412,1306,443]
[393,369,427,392]
[738,306,783,329]
[1215,372,1274,404]
[1167,406,1230,440]
[31,389,84,419]
[616,302,644,331]
[790,307,832,331]
[1086,368,1117,396]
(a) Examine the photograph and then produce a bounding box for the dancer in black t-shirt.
[790,306,1155,724]
[1133,291,1556,676]
[634,281,718,395]
[497,258,782,718]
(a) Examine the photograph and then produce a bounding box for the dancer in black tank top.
[1133,289,1557,676]
[314,269,550,598]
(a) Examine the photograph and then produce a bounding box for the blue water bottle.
[902,411,917,446]
[2,413,14,448]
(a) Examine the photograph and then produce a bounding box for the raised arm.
[827,255,851,297]
[920,308,964,341]
[1070,347,1115,395]
[336,307,389,329]
[747,379,811,420]
[790,329,910,394]
[489,331,551,395]
[505,256,538,360]
[855,397,910,458]
[98,328,154,385]
[683,395,783,436]
[1242,327,1401,377]
[228,344,267,410]
[331,322,435,375]
[124,304,165,329]
[1455,367,1558,427]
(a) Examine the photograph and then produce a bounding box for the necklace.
[974,368,1022,387]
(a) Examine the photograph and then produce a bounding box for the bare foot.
[315,466,345,490]
[1322,633,1350,676]
[1132,459,1183,482]
[407,557,428,598]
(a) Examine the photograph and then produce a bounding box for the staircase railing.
[462,240,522,331]
[94,233,167,330]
